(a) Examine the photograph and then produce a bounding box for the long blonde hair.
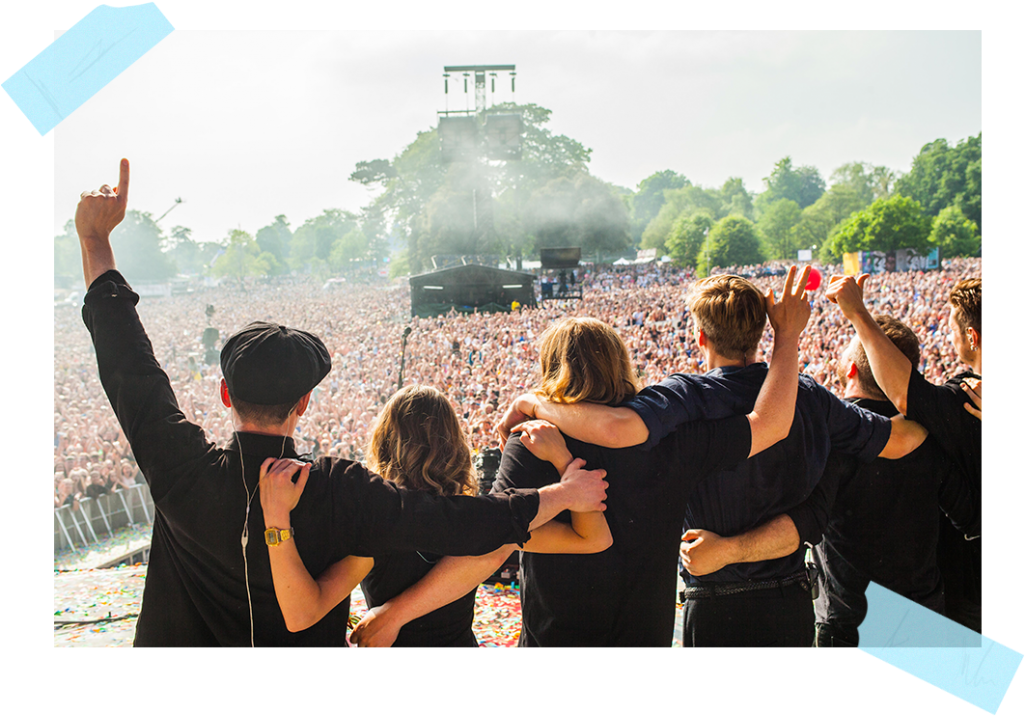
[534,317,639,406]
[366,384,478,497]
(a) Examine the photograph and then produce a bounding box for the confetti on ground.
[54,565,146,647]
[54,523,153,572]
[55,566,688,647]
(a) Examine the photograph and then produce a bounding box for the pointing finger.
[116,158,129,204]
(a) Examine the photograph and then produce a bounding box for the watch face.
[266,530,279,545]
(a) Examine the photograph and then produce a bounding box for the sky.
[49,29,982,242]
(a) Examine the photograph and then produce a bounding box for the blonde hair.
[949,278,981,336]
[687,274,767,361]
[366,385,477,497]
[534,317,639,406]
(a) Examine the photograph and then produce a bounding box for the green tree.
[212,229,272,283]
[255,215,292,274]
[895,134,981,229]
[290,209,361,271]
[758,198,802,260]
[666,211,714,268]
[629,170,691,243]
[641,185,723,253]
[698,215,764,276]
[793,182,875,262]
[756,156,826,214]
[720,177,755,220]
[526,174,630,260]
[827,195,932,256]
[929,205,980,258]
[163,225,218,276]
[109,210,177,281]
[351,103,595,272]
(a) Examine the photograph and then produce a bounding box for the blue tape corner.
[2,3,174,135]
[860,582,1022,714]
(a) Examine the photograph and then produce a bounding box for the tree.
[895,134,981,229]
[666,211,714,268]
[827,195,932,256]
[793,183,875,262]
[641,185,723,253]
[929,205,980,258]
[255,215,293,274]
[163,225,221,276]
[758,198,802,260]
[720,177,755,220]
[629,170,691,243]
[525,174,630,260]
[290,209,360,271]
[756,156,826,214]
[212,229,272,283]
[698,216,764,276]
[351,103,596,271]
[109,210,177,281]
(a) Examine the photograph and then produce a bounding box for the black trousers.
[682,579,815,647]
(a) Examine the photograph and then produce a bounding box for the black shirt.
[815,401,975,618]
[624,365,892,583]
[82,270,539,646]
[491,415,752,647]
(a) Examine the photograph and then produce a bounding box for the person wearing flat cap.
[75,159,610,646]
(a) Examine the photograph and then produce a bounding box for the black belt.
[680,573,810,601]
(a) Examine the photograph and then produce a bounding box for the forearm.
[79,235,117,287]
[848,310,913,414]
[382,548,513,627]
[524,511,612,554]
[266,536,330,632]
[728,514,801,564]
[746,332,799,457]
[533,400,648,449]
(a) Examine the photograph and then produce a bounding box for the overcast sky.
[50,28,980,241]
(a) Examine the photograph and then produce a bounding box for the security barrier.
[54,483,154,554]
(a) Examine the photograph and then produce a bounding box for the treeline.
[53,103,980,286]
[637,134,980,273]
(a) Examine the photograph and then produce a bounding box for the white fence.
[54,484,154,554]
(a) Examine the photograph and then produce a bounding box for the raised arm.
[76,158,129,286]
[876,415,929,459]
[746,265,811,457]
[825,274,913,414]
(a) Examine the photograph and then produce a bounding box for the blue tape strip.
[2,3,173,135]
[860,582,1022,714]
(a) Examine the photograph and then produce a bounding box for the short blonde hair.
[534,317,639,406]
[687,274,766,360]
[366,385,477,497]
[949,278,981,336]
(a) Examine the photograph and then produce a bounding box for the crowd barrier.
[54,483,154,554]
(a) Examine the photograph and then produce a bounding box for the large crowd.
[53,257,981,510]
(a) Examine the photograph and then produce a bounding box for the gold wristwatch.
[264,527,294,546]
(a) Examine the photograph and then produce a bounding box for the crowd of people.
[54,256,980,512]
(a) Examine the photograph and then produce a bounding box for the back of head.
[687,275,767,361]
[366,384,477,497]
[851,315,920,400]
[221,321,331,428]
[535,317,639,406]
[949,278,981,337]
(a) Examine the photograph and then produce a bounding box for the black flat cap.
[220,321,331,405]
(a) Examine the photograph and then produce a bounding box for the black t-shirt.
[361,551,478,647]
[491,415,751,647]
